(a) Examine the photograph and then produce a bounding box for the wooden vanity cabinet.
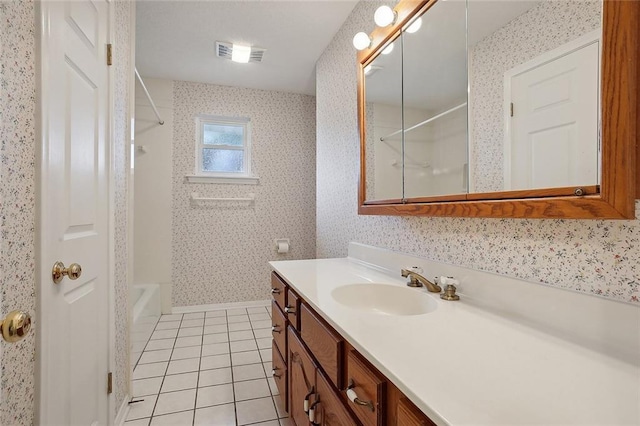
[271,271,436,426]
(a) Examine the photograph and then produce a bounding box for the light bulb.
[406,17,423,34]
[352,32,372,51]
[231,44,251,63]
[382,43,394,55]
[374,5,396,27]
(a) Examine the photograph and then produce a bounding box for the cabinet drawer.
[300,303,343,389]
[272,342,288,414]
[271,300,287,357]
[314,368,358,426]
[270,272,287,311]
[285,288,301,331]
[397,398,435,426]
[346,350,385,426]
[288,326,318,426]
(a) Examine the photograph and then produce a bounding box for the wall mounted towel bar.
[190,192,255,202]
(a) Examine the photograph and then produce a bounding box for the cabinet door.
[397,398,436,426]
[314,369,359,426]
[288,326,317,426]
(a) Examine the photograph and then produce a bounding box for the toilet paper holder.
[275,239,290,254]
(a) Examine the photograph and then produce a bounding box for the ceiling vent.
[216,41,266,63]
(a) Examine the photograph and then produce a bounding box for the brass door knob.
[52,261,82,284]
[1,310,31,343]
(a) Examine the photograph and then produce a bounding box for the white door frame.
[34,0,116,423]
[503,29,602,190]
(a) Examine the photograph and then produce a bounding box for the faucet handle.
[439,277,460,301]
[408,266,423,274]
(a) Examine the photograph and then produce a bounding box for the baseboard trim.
[114,394,130,426]
[172,299,270,314]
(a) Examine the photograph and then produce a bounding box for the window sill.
[185,175,260,185]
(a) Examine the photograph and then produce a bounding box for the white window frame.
[190,115,259,184]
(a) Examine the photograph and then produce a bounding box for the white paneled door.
[504,33,600,190]
[38,0,112,424]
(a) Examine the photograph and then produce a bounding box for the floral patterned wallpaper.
[316,0,639,305]
[469,0,602,192]
[172,81,317,307]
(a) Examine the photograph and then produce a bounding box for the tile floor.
[125,306,293,426]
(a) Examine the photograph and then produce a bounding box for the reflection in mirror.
[364,37,403,201]
[402,0,468,198]
[468,0,602,193]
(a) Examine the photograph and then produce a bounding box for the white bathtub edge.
[172,299,270,314]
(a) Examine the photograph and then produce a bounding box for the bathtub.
[130,283,161,368]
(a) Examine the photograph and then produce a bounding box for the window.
[195,115,252,178]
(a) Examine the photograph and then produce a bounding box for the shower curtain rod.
[135,68,164,125]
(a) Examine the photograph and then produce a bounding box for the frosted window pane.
[202,148,244,172]
[203,123,244,146]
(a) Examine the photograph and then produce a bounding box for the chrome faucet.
[400,268,442,293]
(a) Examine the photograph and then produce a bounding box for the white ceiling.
[135,1,358,96]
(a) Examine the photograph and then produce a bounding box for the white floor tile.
[228,315,249,324]
[232,350,262,366]
[226,308,247,316]
[254,421,280,426]
[236,396,278,425]
[139,349,172,364]
[230,339,258,353]
[229,330,254,341]
[159,314,182,322]
[204,324,227,335]
[149,410,194,426]
[228,322,252,332]
[198,367,232,387]
[183,312,205,320]
[126,395,157,421]
[279,418,295,426]
[151,329,178,340]
[175,336,202,348]
[253,328,272,339]
[202,333,229,344]
[171,345,202,360]
[247,306,268,314]
[273,395,287,418]
[161,372,198,393]
[178,327,203,338]
[233,363,267,382]
[124,418,149,426]
[181,318,205,328]
[133,362,168,380]
[154,321,181,331]
[194,403,235,426]
[167,358,200,375]
[234,378,271,401]
[201,342,230,357]
[195,384,234,408]
[259,349,272,362]
[205,310,226,318]
[132,377,163,397]
[204,317,227,326]
[251,320,272,330]
[267,377,279,396]
[154,388,197,416]
[249,313,271,322]
[262,362,271,377]
[145,339,175,351]
[200,354,231,370]
[256,337,271,349]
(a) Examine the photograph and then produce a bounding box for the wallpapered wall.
[0,1,132,424]
[469,0,602,192]
[172,81,317,307]
[316,0,639,305]
[0,1,36,424]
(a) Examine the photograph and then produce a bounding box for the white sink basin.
[331,283,437,316]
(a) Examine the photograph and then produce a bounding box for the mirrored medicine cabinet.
[357,0,638,219]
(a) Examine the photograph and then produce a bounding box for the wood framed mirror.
[357,0,638,219]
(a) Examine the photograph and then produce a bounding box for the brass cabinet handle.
[271,288,281,294]
[284,306,295,314]
[0,310,32,343]
[52,261,82,284]
[271,325,281,333]
[346,380,375,412]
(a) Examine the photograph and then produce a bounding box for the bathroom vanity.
[269,243,640,425]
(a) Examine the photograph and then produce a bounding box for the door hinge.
[510,102,514,117]
[107,44,113,66]
[107,372,113,394]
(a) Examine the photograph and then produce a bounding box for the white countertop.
[270,249,640,425]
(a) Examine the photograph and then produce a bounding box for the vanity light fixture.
[374,5,397,27]
[352,32,372,50]
[405,17,423,34]
[364,65,383,77]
